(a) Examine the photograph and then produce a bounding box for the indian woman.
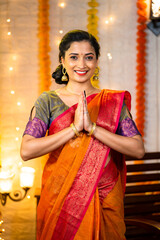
[20,30,145,240]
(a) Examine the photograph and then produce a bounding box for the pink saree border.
[52,90,127,240]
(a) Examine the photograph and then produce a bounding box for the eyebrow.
[69,53,95,56]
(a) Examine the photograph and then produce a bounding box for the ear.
[61,57,65,66]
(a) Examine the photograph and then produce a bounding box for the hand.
[83,91,93,132]
[74,93,84,132]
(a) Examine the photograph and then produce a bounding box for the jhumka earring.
[93,67,99,81]
[62,66,68,81]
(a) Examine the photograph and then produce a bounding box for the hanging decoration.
[87,0,100,88]
[38,0,51,94]
[135,0,147,138]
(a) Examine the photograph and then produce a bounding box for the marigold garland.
[135,0,147,138]
[38,0,51,94]
[87,0,99,88]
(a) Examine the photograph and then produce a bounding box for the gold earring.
[93,67,99,81]
[62,66,68,81]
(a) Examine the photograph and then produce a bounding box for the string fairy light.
[59,2,65,8]
[107,53,112,60]
[17,102,21,106]
[9,67,13,71]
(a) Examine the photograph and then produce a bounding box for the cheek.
[65,62,75,69]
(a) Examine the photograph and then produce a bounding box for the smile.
[75,70,88,76]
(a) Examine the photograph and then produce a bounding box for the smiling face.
[61,40,98,83]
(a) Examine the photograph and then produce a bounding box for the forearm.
[93,126,145,159]
[20,126,75,161]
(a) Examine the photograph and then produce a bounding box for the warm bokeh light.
[59,30,63,34]
[59,2,65,8]
[109,16,114,22]
[10,90,15,94]
[15,137,19,141]
[105,20,109,24]
[7,18,11,22]
[7,31,11,35]
[16,127,20,131]
[107,53,112,60]
[17,102,21,106]
[18,162,22,167]
[12,55,17,60]
[9,67,13,71]
[20,167,35,188]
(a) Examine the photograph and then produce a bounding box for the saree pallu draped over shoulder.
[37,89,131,240]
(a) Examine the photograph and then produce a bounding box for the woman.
[20,30,145,240]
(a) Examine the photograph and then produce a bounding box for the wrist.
[87,122,96,136]
[70,123,80,137]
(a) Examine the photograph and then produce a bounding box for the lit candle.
[20,167,35,188]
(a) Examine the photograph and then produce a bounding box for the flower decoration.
[135,0,147,138]
[87,0,100,88]
[38,0,51,93]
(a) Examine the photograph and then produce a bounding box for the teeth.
[75,71,87,73]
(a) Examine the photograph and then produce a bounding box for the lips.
[75,70,88,76]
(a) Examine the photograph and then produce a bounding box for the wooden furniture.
[124,152,160,240]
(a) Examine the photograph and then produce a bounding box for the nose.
[77,57,86,68]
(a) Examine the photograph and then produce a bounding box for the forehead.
[66,41,95,55]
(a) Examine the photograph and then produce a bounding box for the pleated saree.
[35,89,132,240]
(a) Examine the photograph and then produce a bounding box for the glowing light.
[7,18,11,22]
[9,67,13,71]
[105,20,109,24]
[107,53,112,60]
[0,171,14,193]
[16,127,20,131]
[8,31,11,35]
[27,195,31,199]
[17,102,21,106]
[1,229,5,232]
[20,167,35,188]
[59,30,63,34]
[109,16,114,22]
[59,2,65,8]
[10,90,15,94]
[12,55,17,61]
[15,137,19,141]
[151,0,160,18]
[18,162,22,166]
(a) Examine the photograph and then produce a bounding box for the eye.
[86,56,93,60]
[70,56,77,60]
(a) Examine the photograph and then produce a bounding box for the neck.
[65,81,95,96]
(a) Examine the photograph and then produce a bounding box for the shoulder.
[35,91,58,104]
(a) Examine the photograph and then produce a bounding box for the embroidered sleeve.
[116,103,141,137]
[23,117,48,138]
[23,92,50,138]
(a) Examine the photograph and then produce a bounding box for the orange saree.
[37,89,131,240]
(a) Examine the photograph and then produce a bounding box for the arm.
[20,93,84,161]
[20,127,75,161]
[93,127,145,159]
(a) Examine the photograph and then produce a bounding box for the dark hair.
[52,30,100,84]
